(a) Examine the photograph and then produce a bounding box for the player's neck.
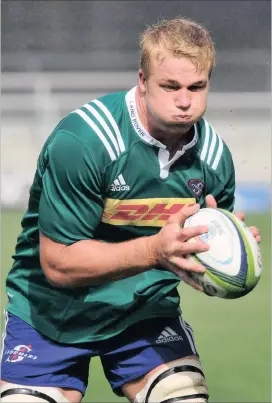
[135,87,194,154]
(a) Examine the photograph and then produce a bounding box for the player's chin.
[170,114,200,127]
[163,120,195,133]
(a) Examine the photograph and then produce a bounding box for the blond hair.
[140,18,216,78]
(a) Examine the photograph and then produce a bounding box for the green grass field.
[1,210,270,402]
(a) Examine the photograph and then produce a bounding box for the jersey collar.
[125,86,198,152]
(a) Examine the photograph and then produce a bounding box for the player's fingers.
[179,225,209,242]
[255,235,261,244]
[180,271,204,292]
[249,226,261,243]
[167,203,200,225]
[235,211,245,221]
[205,194,217,208]
[169,256,206,273]
[249,226,259,236]
[173,240,209,255]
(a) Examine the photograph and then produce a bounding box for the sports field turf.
[1,210,270,402]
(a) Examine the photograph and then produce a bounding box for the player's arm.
[40,211,209,289]
[39,131,209,289]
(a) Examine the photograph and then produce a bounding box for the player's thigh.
[101,315,208,401]
[1,312,90,402]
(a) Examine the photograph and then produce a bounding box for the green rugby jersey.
[6,87,235,343]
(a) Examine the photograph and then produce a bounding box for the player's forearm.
[42,236,158,288]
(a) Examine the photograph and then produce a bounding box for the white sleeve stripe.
[200,119,210,161]
[92,99,125,153]
[73,109,117,161]
[118,174,126,185]
[206,127,217,165]
[83,103,120,156]
[179,316,197,355]
[211,134,224,170]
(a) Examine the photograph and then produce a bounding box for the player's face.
[138,53,210,134]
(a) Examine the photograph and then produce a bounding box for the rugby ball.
[182,208,262,299]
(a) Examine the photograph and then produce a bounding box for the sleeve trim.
[38,224,90,246]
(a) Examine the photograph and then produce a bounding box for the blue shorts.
[1,312,198,396]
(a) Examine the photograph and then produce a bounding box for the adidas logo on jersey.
[156,327,183,343]
[110,174,130,191]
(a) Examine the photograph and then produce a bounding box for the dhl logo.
[102,197,196,227]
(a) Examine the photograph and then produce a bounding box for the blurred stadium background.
[1,1,271,402]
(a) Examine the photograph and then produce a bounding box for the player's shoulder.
[51,90,129,165]
[196,116,234,176]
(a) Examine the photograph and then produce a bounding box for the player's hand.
[148,203,209,278]
[205,194,261,243]
[177,270,204,292]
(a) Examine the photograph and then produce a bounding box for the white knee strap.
[135,357,209,403]
[0,383,72,403]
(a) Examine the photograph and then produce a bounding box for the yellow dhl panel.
[102,197,196,227]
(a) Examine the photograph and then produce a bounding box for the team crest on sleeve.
[188,179,205,198]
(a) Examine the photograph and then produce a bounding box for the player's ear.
[138,69,147,93]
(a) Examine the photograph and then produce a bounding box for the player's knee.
[134,357,209,402]
[0,383,72,403]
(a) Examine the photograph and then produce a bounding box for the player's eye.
[160,84,179,91]
[189,84,206,92]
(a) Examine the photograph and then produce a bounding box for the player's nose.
[176,89,191,110]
